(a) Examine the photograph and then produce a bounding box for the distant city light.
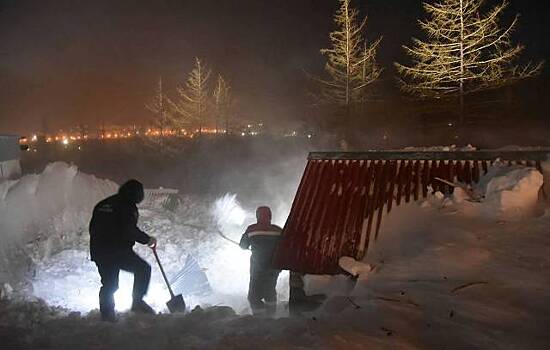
[24,122,270,145]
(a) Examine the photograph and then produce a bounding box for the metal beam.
[308,150,550,161]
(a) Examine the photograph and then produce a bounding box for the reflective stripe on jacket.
[239,223,282,274]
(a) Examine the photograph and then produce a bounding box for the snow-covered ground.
[1,161,550,349]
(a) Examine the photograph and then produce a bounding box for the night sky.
[0,0,548,134]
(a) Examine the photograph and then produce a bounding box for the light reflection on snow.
[32,245,253,314]
[114,271,171,312]
[31,193,290,314]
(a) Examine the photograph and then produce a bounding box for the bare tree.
[144,77,172,153]
[396,0,543,125]
[170,57,212,135]
[213,74,233,134]
[316,0,382,132]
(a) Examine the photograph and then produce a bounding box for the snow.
[0,159,22,179]
[212,193,251,239]
[437,162,544,221]
[338,256,373,278]
[0,162,116,291]
[483,165,543,220]
[403,144,477,152]
[1,160,550,349]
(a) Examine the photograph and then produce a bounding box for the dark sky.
[0,0,548,134]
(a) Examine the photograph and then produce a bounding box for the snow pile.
[338,256,373,279]
[0,159,22,179]
[0,299,244,350]
[447,162,544,221]
[483,165,543,220]
[0,162,116,242]
[0,162,116,289]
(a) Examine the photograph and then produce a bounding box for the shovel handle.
[151,246,175,298]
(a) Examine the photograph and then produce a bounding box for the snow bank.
[0,162,116,288]
[0,159,22,179]
[483,165,543,220]
[0,162,116,245]
[448,163,544,221]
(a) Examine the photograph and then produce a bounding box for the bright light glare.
[62,138,69,145]
[206,243,251,296]
[30,194,291,315]
[114,271,170,312]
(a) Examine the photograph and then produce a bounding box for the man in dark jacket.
[239,206,282,315]
[89,179,157,322]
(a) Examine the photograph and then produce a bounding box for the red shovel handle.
[151,246,175,298]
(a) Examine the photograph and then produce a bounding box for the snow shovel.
[151,246,186,313]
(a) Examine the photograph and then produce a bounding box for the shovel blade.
[166,294,186,313]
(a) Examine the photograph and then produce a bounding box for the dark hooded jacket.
[239,206,282,274]
[89,180,150,261]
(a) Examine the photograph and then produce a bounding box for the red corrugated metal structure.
[273,150,549,275]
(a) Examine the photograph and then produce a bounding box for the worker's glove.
[147,236,157,249]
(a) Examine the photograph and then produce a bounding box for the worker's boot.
[99,291,118,322]
[131,299,155,314]
[265,301,277,317]
[100,309,118,323]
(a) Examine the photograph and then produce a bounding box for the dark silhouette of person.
[239,206,282,315]
[89,179,157,322]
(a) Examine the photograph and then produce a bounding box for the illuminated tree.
[213,74,233,134]
[170,57,212,135]
[395,0,543,125]
[144,77,171,153]
[316,0,382,129]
